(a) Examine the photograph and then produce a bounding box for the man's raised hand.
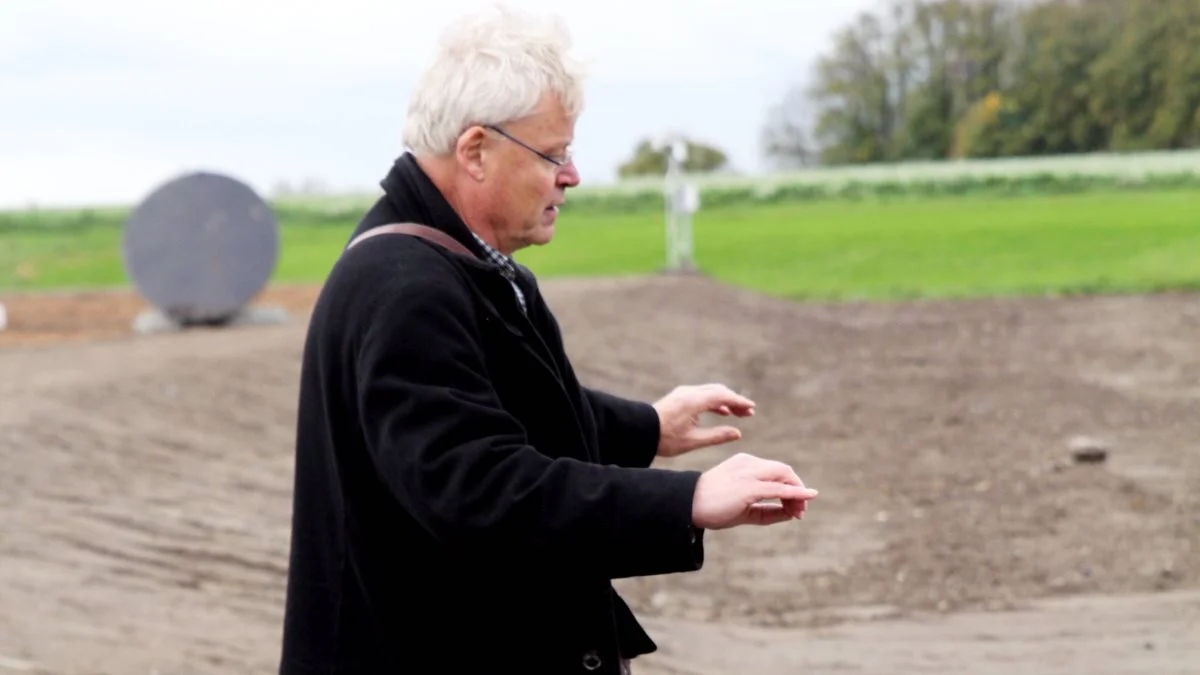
[653,383,757,458]
[691,452,818,530]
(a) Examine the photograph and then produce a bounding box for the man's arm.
[516,268,662,469]
[583,388,661,469]
[352,266,702,579]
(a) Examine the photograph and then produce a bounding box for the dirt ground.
[0,275,1197,674]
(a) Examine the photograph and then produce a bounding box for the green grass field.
[2,190,1198,300]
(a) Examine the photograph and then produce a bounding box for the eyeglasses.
[483,124,572,167]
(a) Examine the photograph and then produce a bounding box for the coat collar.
[378,152,498,269]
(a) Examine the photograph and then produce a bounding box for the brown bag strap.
[345,222,474,257]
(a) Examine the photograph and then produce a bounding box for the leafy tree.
[616,137,730,178]
[761,88,817,169]
[762,0,1200,165]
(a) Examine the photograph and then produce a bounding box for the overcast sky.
[1,0,880,209]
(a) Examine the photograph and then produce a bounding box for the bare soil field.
[1,274,1197,674]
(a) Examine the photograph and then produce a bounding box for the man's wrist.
[651,401,667,456]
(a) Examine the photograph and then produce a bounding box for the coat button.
[582,650,602,671]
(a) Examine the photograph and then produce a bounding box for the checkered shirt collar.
[471,233,517,279]
[470,231,527,313]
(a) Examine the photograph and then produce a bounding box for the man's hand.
[692,453,818,529]
[653,383,756,458]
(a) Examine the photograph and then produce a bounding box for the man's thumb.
[692,425,742,446]
[757,481,819,502]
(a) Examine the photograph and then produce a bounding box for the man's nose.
[557,161,581,187]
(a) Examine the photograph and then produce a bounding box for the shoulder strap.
[345,222,474,257]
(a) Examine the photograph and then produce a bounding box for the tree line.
[762,0,1200,167]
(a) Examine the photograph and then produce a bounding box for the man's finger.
[756,481,819,503]
[723,403,755,417]
[746,503,794,526]
[688,425,742,447]
[748,458,807,487]
[697,385,756,414]
[781,498,807,518]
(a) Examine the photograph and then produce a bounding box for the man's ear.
[455,126,488,182]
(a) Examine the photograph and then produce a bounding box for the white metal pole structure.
[661,137,699,273]
[662,138,680,271]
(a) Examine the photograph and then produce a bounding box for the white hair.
[402,4,588,156]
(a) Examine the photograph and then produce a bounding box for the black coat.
[279,153,705,674]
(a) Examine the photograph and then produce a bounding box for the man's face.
[475,94,580,254]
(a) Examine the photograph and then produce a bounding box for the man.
[279,5,818,674]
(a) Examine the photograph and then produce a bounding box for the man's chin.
[533,220,555,244]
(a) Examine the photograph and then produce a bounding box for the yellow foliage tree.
[951,92,1006,159]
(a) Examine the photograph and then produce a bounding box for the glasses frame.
[483,124,571,168]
